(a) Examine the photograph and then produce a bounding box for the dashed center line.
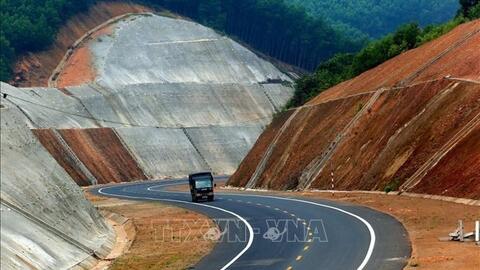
[223,196,312,269]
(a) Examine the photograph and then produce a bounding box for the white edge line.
[98,186,254,270]
[147,183,376,270]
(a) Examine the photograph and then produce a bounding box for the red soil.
[34,128,147,185]
[230,20,480,200]
[412,32,480,83]
[229,111,294,187]
[32,129,91,186]
[259,94,372,189]
[416,124,480,199]
[308,20,480,104]
[311,80,480,197]
[56,46,96,88]
[10,1,151,87]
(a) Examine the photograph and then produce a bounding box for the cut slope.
[10,1,151,87]
[229,20,480,199]
[0,98,114,269]
[3,12,293,181]
[308,20,480,104]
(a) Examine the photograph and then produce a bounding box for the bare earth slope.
[229,20,480,200]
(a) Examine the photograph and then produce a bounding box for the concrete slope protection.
[1,13,293,185]
[94,179,410,270]
[229,20,480,200]
[0,98,115,270]
[0,11,293,269]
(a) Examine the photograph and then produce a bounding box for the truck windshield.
[195,180,212,188]
[193,175,213,188]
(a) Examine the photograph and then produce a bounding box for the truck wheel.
[192,195,197,202]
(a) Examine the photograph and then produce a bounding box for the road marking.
[213,193,377,270]
[147,182,377,270]
[98,187,254,270]
[296,255,303,261]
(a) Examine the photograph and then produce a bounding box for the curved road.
[93,177,410,270]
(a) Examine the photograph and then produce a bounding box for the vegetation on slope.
[289,0,459,39]
[287,1,480,108]
[0,0,95,81]
[0,0,364,82]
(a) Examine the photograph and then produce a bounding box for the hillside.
[0,7,294,268]
[290,0,459,38]
[1,91,114,269]
[9,1,151,87]
[2,0,363,83]
[228,20,480,199]
[1,11,293,185]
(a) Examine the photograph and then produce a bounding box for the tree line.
[0,0,94,81]
[0,0,364,81]
[288,0,459,39]
[287,1,480,108]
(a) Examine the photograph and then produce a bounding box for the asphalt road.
[93,177,410,270]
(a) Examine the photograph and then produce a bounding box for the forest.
[0,0,477,87]
[289,0,459,39]
[288,1,480,107]
[0,0,362,81]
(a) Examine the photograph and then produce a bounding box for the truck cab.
[189,172,215,202]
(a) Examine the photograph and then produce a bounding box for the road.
[93,177,410,270]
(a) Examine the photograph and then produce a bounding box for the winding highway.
[93,177,410,270]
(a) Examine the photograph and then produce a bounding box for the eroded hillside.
[229,20,480,199]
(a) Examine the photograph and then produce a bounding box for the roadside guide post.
[476,220,479,244]
[331,171,334,196]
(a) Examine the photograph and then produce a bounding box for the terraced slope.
[0,9,293,269]
[229,20,480,200]
[0,98,114,269]
[2,13,293,184]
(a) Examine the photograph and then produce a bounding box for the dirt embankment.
[308,20,480,104]
[297,192,480,270]
[10,1,151,87]
[33,128,147,185]
[85,193,216,270]
[229,20,480,199]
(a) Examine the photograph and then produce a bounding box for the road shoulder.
[85,192,217,270]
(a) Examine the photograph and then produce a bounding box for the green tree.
[459,0,479,16]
